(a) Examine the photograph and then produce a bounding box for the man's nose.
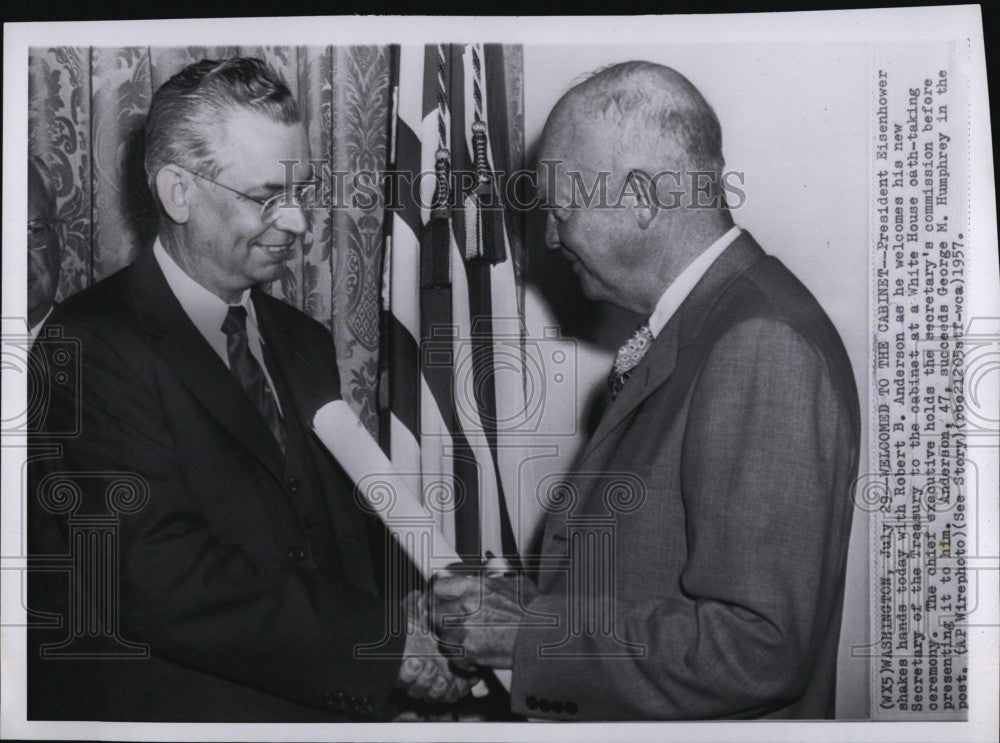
[271,204,308,236]
[544,212,562,251]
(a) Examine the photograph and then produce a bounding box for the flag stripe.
[449,238,502,559]
[387,314,419,441]
[414,46,477,555]
[418,375,456,547]
[464,45,522,559]
[384,43,525,567]
[448,45,492,558]
[389,412,421,484]
[419,289,454,427]
[448,44,471,260]
[480,46,530,554]
[388,45,427,497]
[378,45,400,453]
[483,44,519,256]
[393,120,424,242]
[421,44,442,120]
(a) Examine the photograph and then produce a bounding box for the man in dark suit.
[432,61,861,719]
[27,156,62,341]
[28,57,471,721]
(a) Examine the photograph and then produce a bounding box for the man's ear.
[155,165,192,224]
[623,169,658,230]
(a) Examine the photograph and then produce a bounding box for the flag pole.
[377,43,401,455]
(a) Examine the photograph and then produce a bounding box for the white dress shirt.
[153,238,282,413]
[29,305,54,343]
[648,225,742,338]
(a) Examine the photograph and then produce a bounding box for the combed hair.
[576,61,724,173]
[144,57,300,195]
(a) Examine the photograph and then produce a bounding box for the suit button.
[287,547,306,562]
[322,692,336,708]
[360,698,373,713]
[566,701,578,715]
[286,476,300,495]
[526,695,538,710]
[552,701,564,714]
[539,699,551,712]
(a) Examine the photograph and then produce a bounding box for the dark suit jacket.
[27,248,405,721]
[511,232,861,720]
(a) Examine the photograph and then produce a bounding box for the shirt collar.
[152,237,259,340]
[29,305,54,341]
[648,225,741,338]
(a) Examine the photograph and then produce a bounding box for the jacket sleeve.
[510,317,858,719]
[28,318,405,718]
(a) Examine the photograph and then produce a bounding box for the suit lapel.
[543,233,768,575]
[578,322,679,465]
[128,249,285,482]
[576,231,767,469]
[251,290,339,426]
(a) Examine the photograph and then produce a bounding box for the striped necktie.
[221,305,286,454]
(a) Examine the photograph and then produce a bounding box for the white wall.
[521,42,871,719]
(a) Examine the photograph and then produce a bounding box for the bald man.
[27,157,62,340]
[432,61,860,720]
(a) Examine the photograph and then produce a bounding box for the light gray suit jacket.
[511,232,860,720]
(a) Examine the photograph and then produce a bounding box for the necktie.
[609,323,653,400]
[221,305,286,454]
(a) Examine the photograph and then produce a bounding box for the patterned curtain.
[27,45,394,433]
[27,44,524,436]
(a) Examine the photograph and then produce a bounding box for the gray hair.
[573,60,724,174]
[144,57,300,196]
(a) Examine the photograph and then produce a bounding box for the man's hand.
[395,590,477,704]
[430,572,538,671]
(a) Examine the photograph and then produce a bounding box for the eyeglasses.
[176,165,318,226]
[28,220,56,250]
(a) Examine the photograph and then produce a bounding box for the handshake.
[394,571,539,704]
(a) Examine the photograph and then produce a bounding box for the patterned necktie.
[609,323,653,400]
[221,306,286,454]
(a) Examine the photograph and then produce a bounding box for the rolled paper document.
[312,400,513,695]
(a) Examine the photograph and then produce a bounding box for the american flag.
[379,44,526,571]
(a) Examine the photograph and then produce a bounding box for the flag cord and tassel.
[420,46,452,291]
[464,45,507,265]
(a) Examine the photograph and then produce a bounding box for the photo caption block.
[869,39,970,721]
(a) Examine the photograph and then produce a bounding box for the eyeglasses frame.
[173,164,316,226]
